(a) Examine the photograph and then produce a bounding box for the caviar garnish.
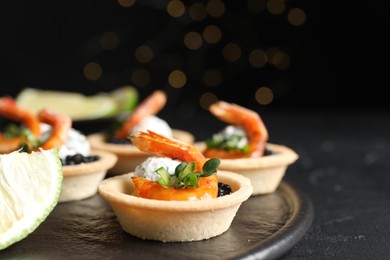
[218,182,232,197]
[61,153,100,166]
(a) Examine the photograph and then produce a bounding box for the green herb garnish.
[206,133,249,154]
[154,158,221,189]
[18,129,42,153]
[2,123,42,152]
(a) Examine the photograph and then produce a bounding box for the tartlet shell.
[195,142,299,196]
[98,170,253,242]
[87,129,194,176]
[60,150,118,202]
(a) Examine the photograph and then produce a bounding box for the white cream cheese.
[219,125,248,148]
[39,123,90,159]
[131,115,172,137]
[134,156,181,181]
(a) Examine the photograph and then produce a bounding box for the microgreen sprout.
[154,158,221,189]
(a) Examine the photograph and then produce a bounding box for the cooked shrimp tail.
[0,96,41,137]
[204,101,268,158]
[115,90,167,139]
[130,130,205,171]
[37,108,72,150]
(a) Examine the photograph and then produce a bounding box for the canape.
[198,101,298,195]
[98,130,252,242]
[0,96,118,202]
[88,90,194,175]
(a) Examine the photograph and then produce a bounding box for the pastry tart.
[98,170,252,242]
[196,142,298,195]
[60,149,117,202]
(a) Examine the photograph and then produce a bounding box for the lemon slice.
[16,88,118,121]
[0,148,63,250]
[110,86,138,112]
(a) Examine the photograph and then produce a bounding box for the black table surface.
[171,108,390,259]
[2,108,390,259]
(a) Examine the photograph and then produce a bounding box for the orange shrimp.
[203,101,269,159]
[37,108,72,150]
[0,96,41,153]
[115,90,167,140]
[129,130,218,201]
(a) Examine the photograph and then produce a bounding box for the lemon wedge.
[0,148,63,250]
[16,87,138,121]
[16,88,117,121]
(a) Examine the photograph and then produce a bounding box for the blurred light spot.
[167,0,185,17]
[189,3,207,21]
[184,32,203,50]
[203,25,222,44]
[132,69,150,87]
[255,87,274,105]
[83,62,102,81]
[270,51,290,70]
[99,32,119,50]
[267,0,285,15]
[200,92,218,110]
[249,49,267,68]
[265,47,280,64]
[223,43,241,62]
[203,69,222,87]
[247,0,266,13]
[135,45,154,63]
[288,8,306,26]
[206,0,225,17]
[117,0,135,8]
[168,70,187,88]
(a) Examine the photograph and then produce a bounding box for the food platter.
[0,181,313,259]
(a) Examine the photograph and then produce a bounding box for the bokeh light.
[249,49,267,68]
[288,8,306,26]
[223,43,241,62]
[267,0,285,15]
[203,25,222,44]
[168,70,187,88]
[135,45,154,63]
[200,92,218,110]
[167,0,185,17]
[184,32,203,50]
[189,3,207,21]
[83,62,102,81]
[255,86,274,105]
[99,32,119,50]
[117,0,135,8]
[206,0,225,17]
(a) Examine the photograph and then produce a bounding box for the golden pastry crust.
[87,129,194,175]
[195,142,299,195]
[59,150,118,202]
[98,170,253,242]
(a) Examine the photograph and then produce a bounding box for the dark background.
[1,1,389,114]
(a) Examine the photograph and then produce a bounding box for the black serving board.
[0,181,313,260]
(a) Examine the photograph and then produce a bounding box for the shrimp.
[0,96,41,153]
[203,101,269,159]
[37,108,72,150]
[129,130,218,201]
[115,90,167,140]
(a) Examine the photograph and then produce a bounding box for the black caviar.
[61,153,100,166]
[264,148,275,156]
[218,182,232,197]
[108,136,131,145]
